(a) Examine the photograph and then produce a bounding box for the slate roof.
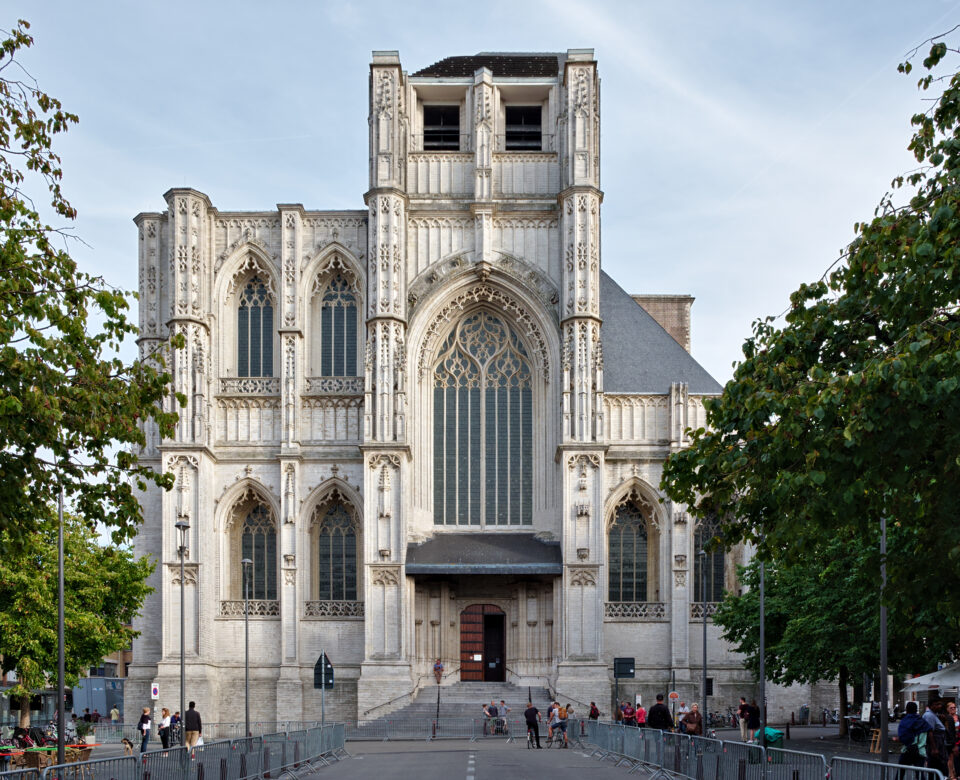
[412,53,561,78]
[405,533,562,575]
[600,271,724,395]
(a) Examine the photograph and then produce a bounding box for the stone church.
[126,49,760,724]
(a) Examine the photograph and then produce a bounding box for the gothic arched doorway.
[460,604,505,681]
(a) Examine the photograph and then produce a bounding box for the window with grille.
[608,500,649,601]
[315,501,358,600]
[316,276,358,376]
[694,519,725,602]
[423,105,460,151]
[237,276,274,377]
[241,504,277,600]
[433,311,533,526]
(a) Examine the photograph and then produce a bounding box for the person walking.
[524,701,543,748]
[648,694,673,731]
[159,707,171,749]
[183,701,202,748]
[681,703,703,736]
[589,702,600,720]
[899,702,932,769]
[136,707,152,753]
[738,697,750,741]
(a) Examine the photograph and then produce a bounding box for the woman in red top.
[636,704,647,728]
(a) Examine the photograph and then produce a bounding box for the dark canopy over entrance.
[406,533,562,575]
[460,604,505,682]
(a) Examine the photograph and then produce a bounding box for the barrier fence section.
[33,724,346,780]
[830,757,945,780]
[765,747,828,780]
[0,770,42,780]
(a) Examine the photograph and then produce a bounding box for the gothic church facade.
[126,50,750,723]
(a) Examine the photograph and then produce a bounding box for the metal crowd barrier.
[32,724,346,780]
[579,722,947,780]
[0,770,42,780]
[831,756,945,780]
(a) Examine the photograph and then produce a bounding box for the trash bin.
[799,705,810,725]
[764,727,785,762]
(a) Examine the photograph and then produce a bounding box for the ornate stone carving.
[283,568,296,586]
[305,600,365,618]
[604,602,668,620]
[417,284,550,382]
[567,453,601,470]
[367,453,401,470]
[219,377,281,394]
[374,70,394,118]
[219,600,280,617]
[674,571,687,588]
[370,565,401,586]
[283,464,296,524]
[569,567,597,586]
[169,563,198,586]
[224,254,278,300]
[304,376,363,395]
[690,602,721,619]
[215,232,278,274]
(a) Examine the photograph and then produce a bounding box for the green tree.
[0,508,153,726]
[0,19,182,548]
[662,36,960,634]
[713,527,959,733]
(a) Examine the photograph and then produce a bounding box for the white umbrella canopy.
[902,662,960,693]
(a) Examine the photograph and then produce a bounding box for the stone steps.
[377,682,554,721]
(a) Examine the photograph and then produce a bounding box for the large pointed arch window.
[314,501,358,600]
[694,515,725,603]
[242,504,277,600]
[221,490,280,617]
[608,498,651,602]
[312,275,358,376]
[433,310,533,525]
[237,276,274,377]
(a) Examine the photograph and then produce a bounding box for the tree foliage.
[0,507,154,725]
[0,20,182,547]
[662,34,960,637]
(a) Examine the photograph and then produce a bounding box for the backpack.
[558,707,567,720]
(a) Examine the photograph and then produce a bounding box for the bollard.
[294,740,300,768]
[738,757,747,780]
[197,761,206,780]
[696,751,705,780]
[240,751,247,778]
[785,722,790,740]
[220,756,228,780]
[792,770,800,780]
[263,746,271,779]
[791,712,795,725]
[822,712,826,727]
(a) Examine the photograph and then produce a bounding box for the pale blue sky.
[8,1,959,382]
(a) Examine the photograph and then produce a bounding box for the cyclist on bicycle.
[524,702,542,748]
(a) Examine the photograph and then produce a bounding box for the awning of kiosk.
[405,533,563,575]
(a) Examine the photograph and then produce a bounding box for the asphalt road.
[302,738,640,780]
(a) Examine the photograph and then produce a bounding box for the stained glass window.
[237,276,274,377]
[694,517,725,602]
[241,504,277,600]
[315,502,358,600]
[433,311,532,525]
[608,500,649,601]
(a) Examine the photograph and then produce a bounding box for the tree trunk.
[838,666,849,737]
[18,693,30,729]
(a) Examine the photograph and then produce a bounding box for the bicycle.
[527,725,536,749]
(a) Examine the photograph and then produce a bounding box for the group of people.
[523,701,574,747]
[135,701,202,753]
[898,698,960,776]
[737,697,762,742]
[614,694,704,735]
[481,700,511,735]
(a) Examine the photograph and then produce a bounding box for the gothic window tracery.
[237,276,274,377]
[433,310,532,526]
[608,497,655,602]
[694,514,725,603]
[310,274,359,377]
[311,499,359,600]
[233,498,277,601]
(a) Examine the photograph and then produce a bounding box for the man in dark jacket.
[898,701,932,768]
[647,694,673,731]
[183,701,202,747]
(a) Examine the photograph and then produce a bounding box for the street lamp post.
[242,558,252,738]
[699,549,708,723]
[759,558,766,749]
[57,486,65,766]
[175,517,190,747]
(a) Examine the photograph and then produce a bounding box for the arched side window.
[433,310,533,526]
[242,503,277,600]
[238,276,274,377]
[694,516,725,603]
[314,501,358,600]
[309,273,359,377]
[608,499,649,602]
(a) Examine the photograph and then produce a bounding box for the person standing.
[159,707,171,749]
[941,701,957,780]
[183,701,202,748]
[525,701,542,748]
[926,698,949,774]
[682,703,703,736]
[899,702,932,769]
[747,700,762,742]
[636,702,647,728]
[433,659,444,684]
[648,694,673,731]
[947,701,960,780]
[589,702,600,721]
[738,697,750,741]
[136,707,152,753]
[110,706,120,724]
[677,701,690,732]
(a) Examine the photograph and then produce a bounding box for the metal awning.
[405,533,562,575]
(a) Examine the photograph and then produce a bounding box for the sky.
[6,0,959,384]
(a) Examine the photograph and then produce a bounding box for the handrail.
[361,665,461,719]
[503,667,598,715]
